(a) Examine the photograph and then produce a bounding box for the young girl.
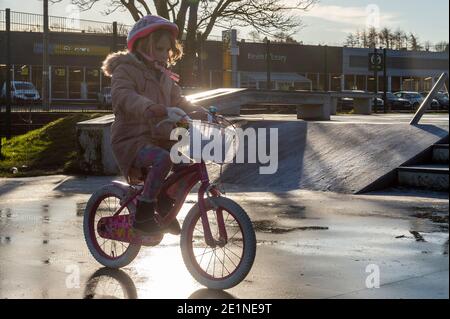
[102,15,200,235]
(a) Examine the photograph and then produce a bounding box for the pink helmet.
[127,15,179,52]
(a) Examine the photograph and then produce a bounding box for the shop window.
[52,66,67,99]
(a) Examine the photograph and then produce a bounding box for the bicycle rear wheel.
[83,185,141,268]
[180,197,256,289]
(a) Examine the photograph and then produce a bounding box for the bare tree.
[392,29,407,50]
[435,41,449,52]
[362,29,370,48]
[273,32,299,44]
[248,30,261,42]
[379,27,392,49]
[409,33,423,51]
[367,27,378,48]
[50,0,317,86]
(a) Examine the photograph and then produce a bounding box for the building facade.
[0,30,448,101]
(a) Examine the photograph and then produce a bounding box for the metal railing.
[0,9,132,35]
[410,72,449,125]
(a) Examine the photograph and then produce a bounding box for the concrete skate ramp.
[217,120,449,193]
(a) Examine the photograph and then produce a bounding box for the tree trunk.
[180,1,199,87]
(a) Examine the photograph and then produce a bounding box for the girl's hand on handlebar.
[149,104,168,117]
[156,107,190,127]
[167,107,190,122]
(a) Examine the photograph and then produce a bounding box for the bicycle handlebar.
[156,106,234,129]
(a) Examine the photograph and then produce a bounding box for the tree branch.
[136,0,152,14]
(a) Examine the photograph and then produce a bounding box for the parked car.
[435,91,449,109]
[1,81,40,104]
[420,91,448,110]
[372,97,384,108]
[394,91,439,110]
[97,86,112,107]
[379,92,411,110]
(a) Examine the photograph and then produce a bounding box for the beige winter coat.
[102,51,196,184]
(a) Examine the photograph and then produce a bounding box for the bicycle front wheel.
[180,197,256,290]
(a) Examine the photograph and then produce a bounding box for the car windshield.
[15,83,35,90]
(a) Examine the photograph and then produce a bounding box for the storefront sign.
[248,53,287,63]
[21,66,29,76]
[55,68,66,76]
[34,43,110,56]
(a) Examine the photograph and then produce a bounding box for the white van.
[1,81,41,104]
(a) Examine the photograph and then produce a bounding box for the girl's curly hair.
[134,29,183,66]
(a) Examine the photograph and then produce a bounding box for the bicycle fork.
[198,164,228,248]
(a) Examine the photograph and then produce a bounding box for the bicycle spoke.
[93,194,131,259]
[215,248,230,277]
[205,249,214,274]
[223,247,239,269]
[197,246,209,264]
[224,245,242,261]
[228,228,242,241]
[222,248,231,276]
[212,249,217,278]
[196,247,213,259]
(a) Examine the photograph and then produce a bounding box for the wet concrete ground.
[0,175,448,299]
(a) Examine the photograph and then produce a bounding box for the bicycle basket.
[170,120,240,164]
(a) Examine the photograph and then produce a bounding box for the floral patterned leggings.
[132,144,173,202]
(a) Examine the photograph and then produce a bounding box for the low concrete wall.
[297,102,331,121]
[75,89,378,175]
[76,114,118,175]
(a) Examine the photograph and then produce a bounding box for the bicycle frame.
[111,160,226,247]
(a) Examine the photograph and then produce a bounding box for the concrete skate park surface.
[0,175,448,298]
[214,114,449,193]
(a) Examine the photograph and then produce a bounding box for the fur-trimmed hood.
[101,50,144,77]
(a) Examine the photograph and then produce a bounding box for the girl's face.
[147,34,172,65]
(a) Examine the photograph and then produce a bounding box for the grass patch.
[0,113,105,177]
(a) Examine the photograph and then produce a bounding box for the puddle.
[256,239,278,245]
[410,230,426,242]
[76,202,87,217]
[411,212,449,224]
[0,236,11,244]
[0,208,12,218]
[275,205,313,219]
[252,220,328,234]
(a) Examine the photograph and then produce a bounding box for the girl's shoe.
[133,200,162,234]
[157,196,181,235]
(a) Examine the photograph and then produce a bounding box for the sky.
[1,0,449,46]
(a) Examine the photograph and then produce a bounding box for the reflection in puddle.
[0,208,12,218]
[189,288,235,299]
[84,268,137,299]
[42,205,49,213]
[83,267,238,299]
[0,236,11,244]
[76,202,87,217]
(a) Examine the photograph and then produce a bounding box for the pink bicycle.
[83,109,256,290]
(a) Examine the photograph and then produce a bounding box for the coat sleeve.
[170,81,199,114]
[111,64,161,120]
